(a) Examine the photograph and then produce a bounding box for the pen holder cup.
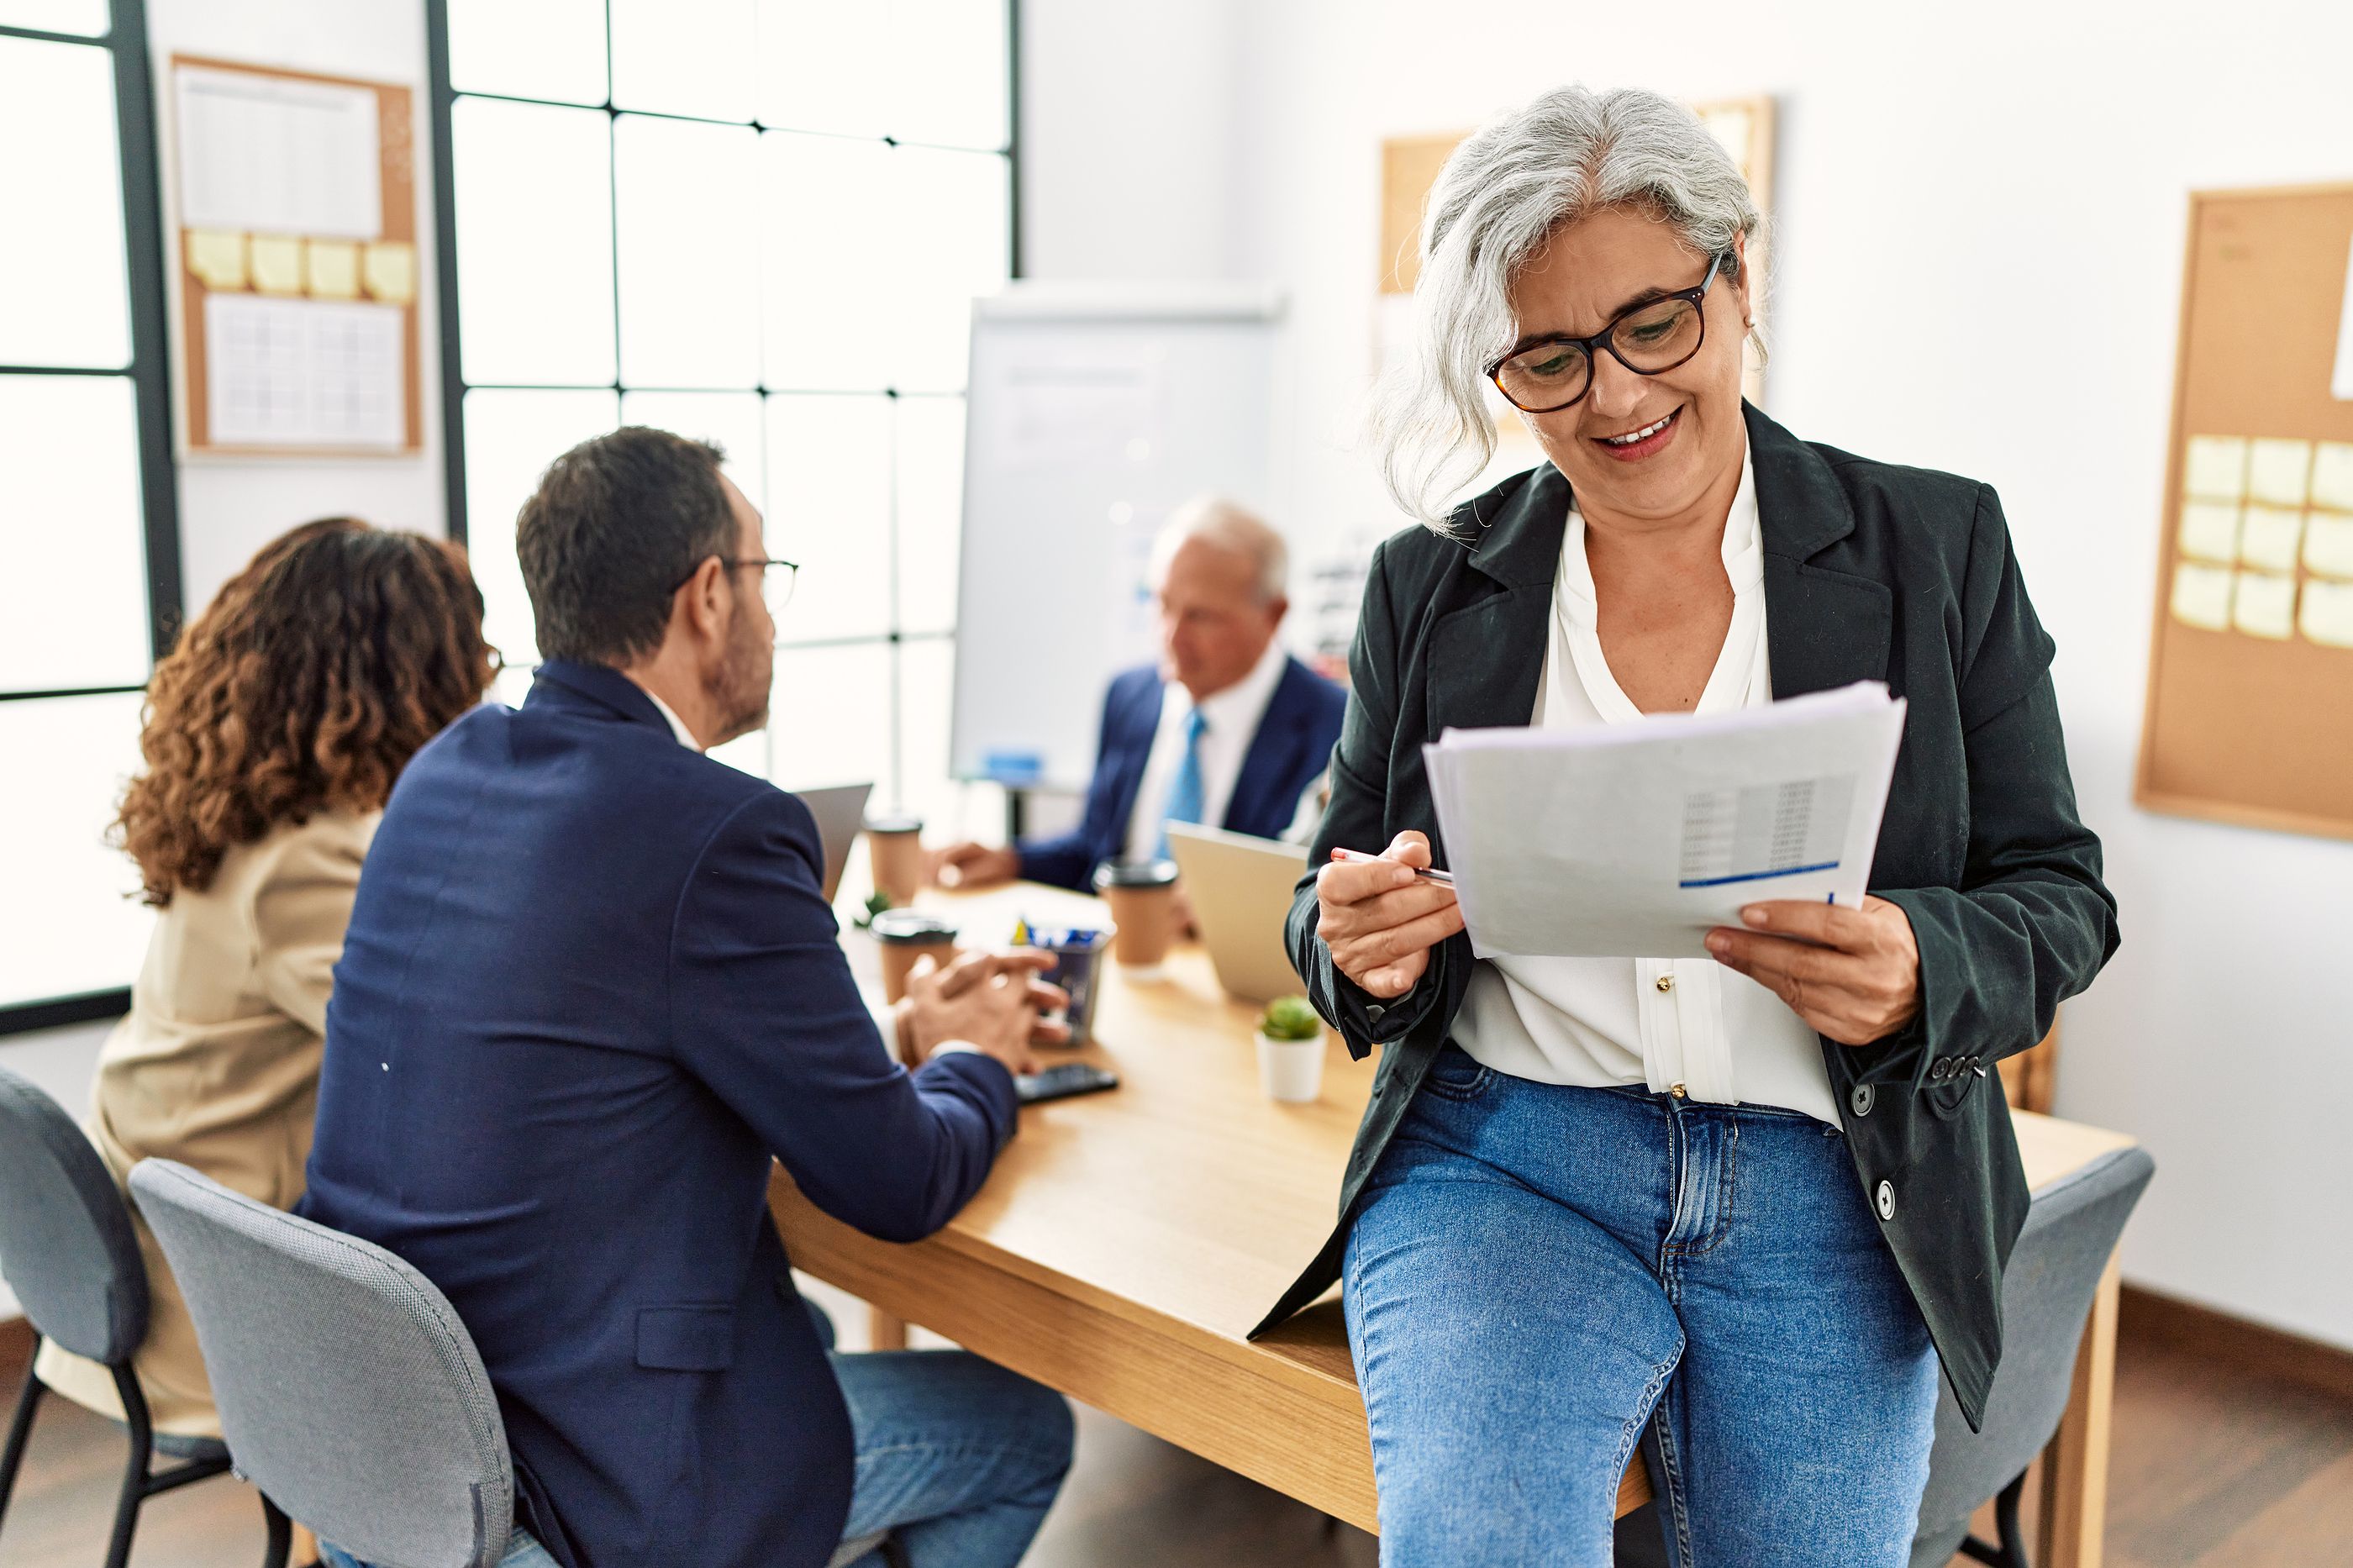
[1019,925,1113,1049]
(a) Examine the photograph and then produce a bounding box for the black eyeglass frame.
[1485,251,1730,414]
[670,555,801,597]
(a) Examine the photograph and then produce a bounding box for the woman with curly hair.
[34,518,492,1439]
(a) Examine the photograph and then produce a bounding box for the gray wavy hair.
[1373,85,1764,531]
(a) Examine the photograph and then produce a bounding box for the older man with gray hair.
[931,496,1345,893]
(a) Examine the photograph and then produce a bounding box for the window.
[429,0,1013,823]
[0,0,183,1034]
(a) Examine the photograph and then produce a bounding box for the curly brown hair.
[116,518,492,906]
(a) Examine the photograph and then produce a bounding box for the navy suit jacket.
[297,661,1018,1568]
[1017,655,1346,891]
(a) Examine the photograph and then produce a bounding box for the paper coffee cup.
[865,814,924,908]
[872,908,958,1002]
[1093,859,1180,974]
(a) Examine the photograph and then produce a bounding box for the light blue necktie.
[1156,708,1208,858]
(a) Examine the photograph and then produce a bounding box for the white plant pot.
[1255,1030,1325,1103]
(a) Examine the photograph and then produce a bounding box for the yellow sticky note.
[2313,443,2353,512]
[306,239,361,300]
[2301,578,2353,648]
[2232,571,2297,639]
[2305,513,2353,580]
[362,241,417,305]
[2183,435,2247,501]
[2239,505,2303,573]
[250,234,304,296]
[2247,438,2312,507]
[186,229,246,291]
[2170,562,2234,631]
[2178,502,2240,564]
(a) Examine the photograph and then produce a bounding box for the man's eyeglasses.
[1486,251,1729,414]
[671,555,801,623]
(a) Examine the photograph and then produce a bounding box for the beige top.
[35,809,376,1437]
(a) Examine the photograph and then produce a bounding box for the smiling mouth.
[1598,408,1677,446]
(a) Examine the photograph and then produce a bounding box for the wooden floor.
[3,1291,2347,1567]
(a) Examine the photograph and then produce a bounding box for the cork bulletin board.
[2136,182,2353,841]
[170,55,422,455]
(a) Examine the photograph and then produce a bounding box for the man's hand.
[898,949,1069,1076]
[1705,896,1922,1046]
[928,841,1019,890]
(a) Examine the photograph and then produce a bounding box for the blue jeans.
[324,1347,1071,1568]
[1345,1046,1939,1567]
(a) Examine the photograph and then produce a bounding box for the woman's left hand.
[1705,896,1922,1046]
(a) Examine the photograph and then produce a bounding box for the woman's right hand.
[1314,831,1464,999]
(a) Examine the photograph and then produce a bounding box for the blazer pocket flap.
[635,1305,735,1371]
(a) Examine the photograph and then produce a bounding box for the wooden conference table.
[771,881,2135,1566]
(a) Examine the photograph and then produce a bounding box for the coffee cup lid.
[871,909,957,944]
[1093,858,1179,890]
[864,814,924,834]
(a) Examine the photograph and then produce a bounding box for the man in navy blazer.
[301,429,1075,1568]
[933,498,1347,894]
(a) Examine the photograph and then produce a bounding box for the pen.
[1329,847,1455,887]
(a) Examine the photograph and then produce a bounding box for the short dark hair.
[516,426,734,666]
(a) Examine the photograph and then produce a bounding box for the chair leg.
[103,1365,156,1568]
[261,1492,293,1568]
[1993,1469,2031,1568]
[0,1339,47,1534]
[1956,1469,2034,1568]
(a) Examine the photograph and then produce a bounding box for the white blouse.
[1450,453,1840,1126]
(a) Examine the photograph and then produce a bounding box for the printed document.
[1425,681,1907,959]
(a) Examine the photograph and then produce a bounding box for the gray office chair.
[0,1066,270,1568]
[1909,1142,2156,1568]
[129,1155,515,1568]
[130,1159,896,1568]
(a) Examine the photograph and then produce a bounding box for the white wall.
[1024,0,2353,1348]
[150,0,445,609]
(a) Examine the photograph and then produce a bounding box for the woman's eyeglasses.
[1486,252,1728,414]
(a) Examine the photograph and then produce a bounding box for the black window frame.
[423,0,1023,811]
[0,0,186,1038]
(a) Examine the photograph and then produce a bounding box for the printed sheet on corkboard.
[170,55,422,455]
[2137,182,2353,840]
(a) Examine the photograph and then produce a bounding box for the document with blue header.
[1424,681,1907,959]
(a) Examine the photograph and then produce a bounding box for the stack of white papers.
[1425,681,1907,959]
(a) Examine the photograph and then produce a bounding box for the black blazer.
[1256,404,2119,1431]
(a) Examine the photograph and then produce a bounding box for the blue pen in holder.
[1019,923,1113,1049]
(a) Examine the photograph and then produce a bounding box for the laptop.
[797,782,875,902]
[1166,821,1311,1004]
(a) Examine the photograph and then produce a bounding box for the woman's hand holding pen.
[1316,830,1466,999]
[1706,897,1922,1046]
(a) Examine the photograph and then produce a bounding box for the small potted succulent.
[1255,996,1326,1103]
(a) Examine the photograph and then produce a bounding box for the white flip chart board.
[951,283,1283,794]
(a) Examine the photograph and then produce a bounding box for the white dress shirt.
[1122,636,1292,860]
[645,687,703,752]
[1451,453,1840,1125]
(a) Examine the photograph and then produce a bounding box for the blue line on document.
[1677,860,1840,889]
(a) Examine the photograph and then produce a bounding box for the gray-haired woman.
[1253,86,2119,1565]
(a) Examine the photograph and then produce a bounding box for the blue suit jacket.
[1017,655,1346,891]
[297,661,1018,1568]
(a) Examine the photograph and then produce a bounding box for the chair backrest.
[129,1158,513,1568]
[0,1066,148,1365]
[1909,1142,2156,1566]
